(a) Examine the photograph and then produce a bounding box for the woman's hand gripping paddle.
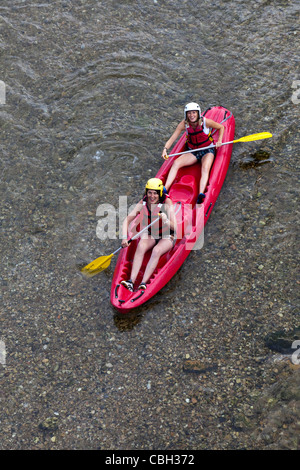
[166,132,273,158]
[80,213,163,277]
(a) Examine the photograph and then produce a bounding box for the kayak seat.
[169,175,197,204]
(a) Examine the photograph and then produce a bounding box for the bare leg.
[199,152,214,194]
[165,153,197,191]
[130,235,156,283]
[141,238,173,284]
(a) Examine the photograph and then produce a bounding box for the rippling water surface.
[0,0,299,450]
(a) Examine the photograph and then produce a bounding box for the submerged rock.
[38,417,59,433]
[183,359,217,374]
[264,328,300,355]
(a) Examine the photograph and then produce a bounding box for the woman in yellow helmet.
[121,178,177,292]
[162,102,224,204]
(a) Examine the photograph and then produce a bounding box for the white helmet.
[184,102,201,121]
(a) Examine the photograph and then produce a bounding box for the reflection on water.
[113,311,144,331]
[238,150,274,169]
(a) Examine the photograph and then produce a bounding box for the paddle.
[166,132,273,158]
[80,213,163,277]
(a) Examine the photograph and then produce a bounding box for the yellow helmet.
[145,178,164,198]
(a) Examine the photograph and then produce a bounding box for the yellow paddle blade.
[233,132,272,143]
[80,253,114,277]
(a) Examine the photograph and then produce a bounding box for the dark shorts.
[190,147,216,162]
[147,231,176,246]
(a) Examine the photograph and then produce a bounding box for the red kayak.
[110,106,235,313]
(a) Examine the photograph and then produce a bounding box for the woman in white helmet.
[120,178,176,292]
[162,102,224,204]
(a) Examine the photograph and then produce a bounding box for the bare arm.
[162,199,177,233]
[162,120,186,159]
[121,201,143,247]
[205,119,225,148]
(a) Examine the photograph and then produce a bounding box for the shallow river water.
[0,0,299,450]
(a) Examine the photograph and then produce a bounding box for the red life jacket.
[186,120,214,150]
[140,194,174,238]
